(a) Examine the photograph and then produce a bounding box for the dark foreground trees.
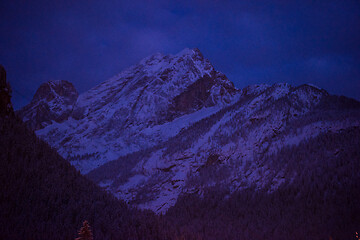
[0,115,175,239]
[165,127,360,240]
[1,113,359,239]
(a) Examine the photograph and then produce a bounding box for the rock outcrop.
[17,49,360,213]
[17,80,78,130]
[0,65,13,116]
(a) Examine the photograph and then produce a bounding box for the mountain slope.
[0,75,171,239]
[17,80,78,130]
[165,127,360,240]
[18,49,360,213]
[20,48,237,173]
[87,82,360,212]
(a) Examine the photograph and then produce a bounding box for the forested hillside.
[165,128,360,240]
[0,115,174,239]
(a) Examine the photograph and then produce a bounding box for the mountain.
[165,127,360,239]
[88,82,360,213]
[17,80,78,130]
[18,48,237,174]
[0,67,172,239]
[18,48,360,214]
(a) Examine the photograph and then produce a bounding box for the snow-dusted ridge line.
[305,83,322,90]
[87,81,360,213]
[26,48,237,174]
[18,48,360,213]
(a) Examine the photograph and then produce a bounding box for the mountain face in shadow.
[17,80,78,130]
[165,127,360,240]
[0,67,172,240]
[0,65,13,116]
[18,49,360,214]
[15,49,360,239]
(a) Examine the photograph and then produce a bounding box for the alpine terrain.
[0,65,176,240]
[18,47,360,220]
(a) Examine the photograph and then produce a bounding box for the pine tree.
[75,220,93,240]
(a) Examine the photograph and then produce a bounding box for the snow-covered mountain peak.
[175,47,205,61]
[85,78,360,213]
[136,48,213,78]
[17,48,360,213]
[71,48,236,122]
[242,83,270,96]
[175,47,194,56]
[20,48,238,173]
[305,83,322,90]
[17,80,78,130]
[299,84,330,105]
[32,80,77,102]
[139,52,165,67]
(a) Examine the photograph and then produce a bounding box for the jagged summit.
[174,47,204,59]
[31,80,78,102]
[17,79,78,130]
[17,49,360,213]
[143,48,205,60]
[19,48,237,172]
[125,48,213,79]
[71,48,236,122]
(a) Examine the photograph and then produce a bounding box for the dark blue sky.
[1,0,359,109]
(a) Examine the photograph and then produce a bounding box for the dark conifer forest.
[1,55,360,239]
[0,115,174,239]
[2,103,360,239]
[165,128,360,240]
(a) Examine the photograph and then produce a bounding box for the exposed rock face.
[169,71,236,117]
[18,49,360,213]
[17,80,78,130]
[87,82,360,213]
[19,48,237,173]
[0,65,13,116]
[70,48,236,125]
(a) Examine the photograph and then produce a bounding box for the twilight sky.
[1,0,359,109]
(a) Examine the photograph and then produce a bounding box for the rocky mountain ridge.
[17,80,78,130]
[18,48,360,213]
[0,70,170,239]
[18,48,238,173]
[88,81,360,212]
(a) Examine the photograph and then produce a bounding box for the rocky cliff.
[18,49,360,213]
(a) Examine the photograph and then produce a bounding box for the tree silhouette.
[75,220,93,240]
